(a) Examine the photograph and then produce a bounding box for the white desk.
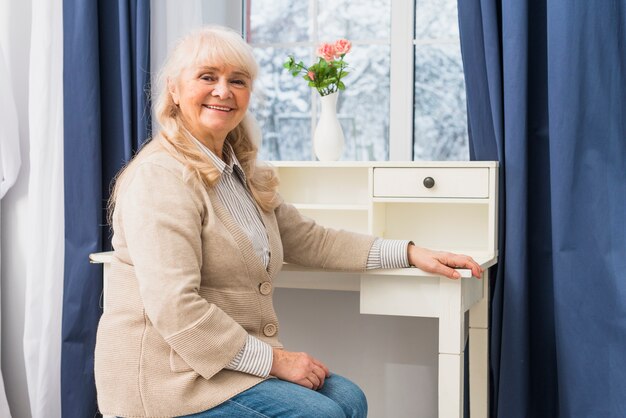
[91,161,498,418]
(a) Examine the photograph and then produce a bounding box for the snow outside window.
[245,0,468,161]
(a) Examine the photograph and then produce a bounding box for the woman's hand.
[407,244,483,279]
[270,348,330,390]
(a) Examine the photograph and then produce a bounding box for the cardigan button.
[263,323,277,337]
[259,281,272,295]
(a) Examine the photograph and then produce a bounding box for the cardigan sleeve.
[274,198,377,271]
[119,161,248,381]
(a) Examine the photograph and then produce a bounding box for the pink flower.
[334,39,352,56]
[307,71,315,80]
[316,43,336,62]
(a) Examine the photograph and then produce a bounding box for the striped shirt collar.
[190,135,247,183]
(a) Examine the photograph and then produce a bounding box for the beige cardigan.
[94,141,376,418]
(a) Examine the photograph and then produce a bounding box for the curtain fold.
[458,0,626,416]
[22,0,65,417]
[62,1,150,416]
[0,44,18,414]
[0,208,12,417]
[0,44,21,199]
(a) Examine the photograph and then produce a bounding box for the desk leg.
[469,270,490,418]
[439,352,464,417]
[101,263,114,418]
[439,278,464,418]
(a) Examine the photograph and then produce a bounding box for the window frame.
[389,0,415,160]
[242,0,463,162]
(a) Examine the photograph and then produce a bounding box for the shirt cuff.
[225,334,273,378]
[366,238,411,269]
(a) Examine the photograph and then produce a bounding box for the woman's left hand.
[407,245,483,279]
[270,348,330,390]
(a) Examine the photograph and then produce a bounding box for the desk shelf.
[274,166,370,206]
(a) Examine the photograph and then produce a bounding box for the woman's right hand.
[270,348,330,390]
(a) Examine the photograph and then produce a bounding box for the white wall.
[201,0,242,30]
[1,0,34,416]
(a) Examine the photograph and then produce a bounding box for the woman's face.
[170,60,252,144]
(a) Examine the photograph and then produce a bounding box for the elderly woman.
[95,26,482,418]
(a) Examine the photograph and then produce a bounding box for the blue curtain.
[62,0,150,416]
[458,1,626,416]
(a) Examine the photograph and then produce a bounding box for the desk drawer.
[373,168,489,198]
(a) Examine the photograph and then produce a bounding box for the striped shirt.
[193,137,410,378]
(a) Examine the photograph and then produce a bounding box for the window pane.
[330,44,390,161]
[248,0,391,161]
[317,0,390,40]
[251,47,313,161]
[248,0,310,43]
[413,43,469,160]
[414,0,459,39]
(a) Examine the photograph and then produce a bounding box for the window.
[412,0,468,160]
[245,0,468,161]
[246,0,391,161]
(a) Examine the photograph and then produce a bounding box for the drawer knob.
[423,177,435,189]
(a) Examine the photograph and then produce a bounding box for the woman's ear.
[167,78,180,105]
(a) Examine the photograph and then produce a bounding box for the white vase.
[313,91,345,161]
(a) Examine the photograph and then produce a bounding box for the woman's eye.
[231,79,247,86]
[200,75,216,82]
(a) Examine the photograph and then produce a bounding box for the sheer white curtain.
[0,214,12,418]
[0,40,21,418]
[0,0,64,416]
[22,0,64,416]
[0,46,21,200]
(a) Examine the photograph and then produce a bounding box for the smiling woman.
[95,25,482,418]
[167,64,252,157]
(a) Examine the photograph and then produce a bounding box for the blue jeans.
[181,374,367,418]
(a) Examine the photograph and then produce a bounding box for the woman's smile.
[203,104,233,112]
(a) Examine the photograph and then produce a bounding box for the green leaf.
[279,49,355,93]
